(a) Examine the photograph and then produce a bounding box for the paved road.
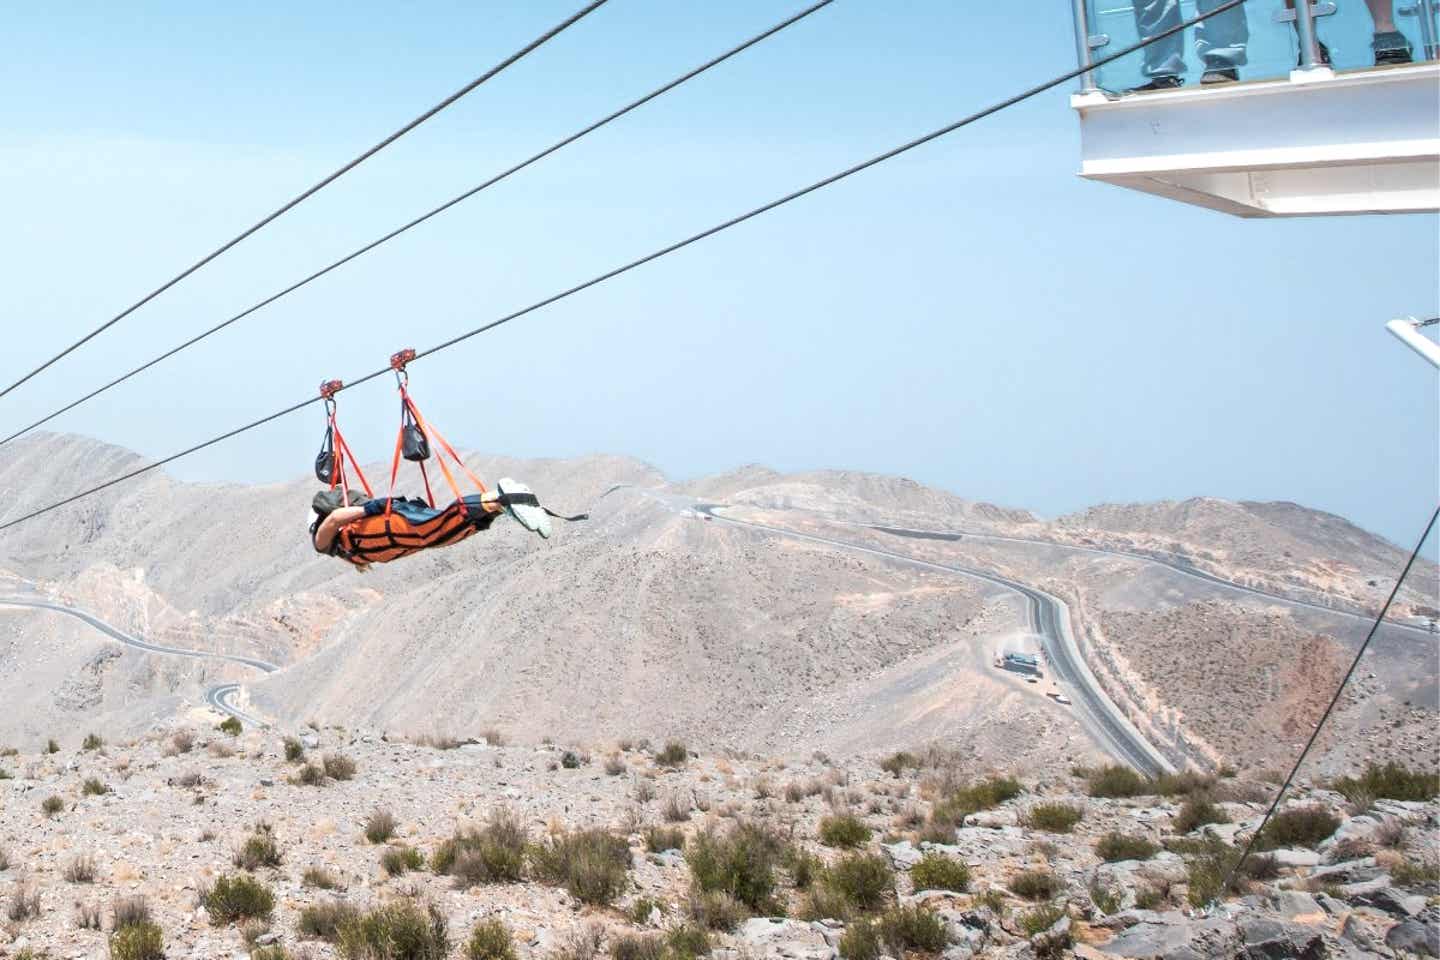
[680,500,1173,776]
[868,524,1434,638]
[0,594,275,727]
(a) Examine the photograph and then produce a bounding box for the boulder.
[1030,914,1071,957]
[1099,917,1241,959]
[1266,848,1320,869]
[1268,891,1324,924]
[737,917,834,960]
[1385,919,1440,957]
[1348,884,1426,918]
[1238,918,1324,960]
[882,840,923,869]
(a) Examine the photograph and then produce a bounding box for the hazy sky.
[2,2,1436,548]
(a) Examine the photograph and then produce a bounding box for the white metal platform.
[1071,63,1440,217]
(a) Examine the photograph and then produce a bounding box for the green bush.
[81,777,109,797]
[909,853,969,891]
[1392,857,1440,889]
[1333,762,1440,803]
[365,809,397,844]
[1024,802,1083,833]
[1151,772,1216,797]
[665,924,711,960]
[611,933,664,960]
[784,846,823,889]
[301,866,342,890]
[824,852,893,912]
[1255,806,1340,850]
[1008,869,1059,901]
[41,795,65,817]
[1095,833,1160,862]
[530,828,631,905]
[819,813,871,848]
[202,874,274,924]
[798,885,854,923]
[838,919,881,960]
[686,889,747,930]
[283,738,305,763]
[687,821,784,912]
[336,900,449,960]
[1174,796,1229,834]
[466,919,517,960]
[299,900,360,941]
[82,733,104,752]
[381,845,425,876]
[1085,765,1149,798]
[1018,902,1066,935]
[46,738,60,754]
[561,750,583,769]
[218,717,243,736]
[108,921,164,960]
[233,826,282,870]
[644,825,685,852]
[291,763,327,787]
[876,905,946,954]
[926,776,1024,834]
[879,751,920,778]
[433,809,527,887]
[656,741,689,767]
[322,754,357,781]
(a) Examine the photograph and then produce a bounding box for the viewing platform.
[1070,0,1440,216]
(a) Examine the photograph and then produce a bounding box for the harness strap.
[496,492,589,522]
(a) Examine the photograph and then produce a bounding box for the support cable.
[1216,503,1440,900]
[0,0,610,401]
[0,0,1249,536]
[0,0,836,449]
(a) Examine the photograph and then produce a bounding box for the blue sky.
[1,2,1436,548]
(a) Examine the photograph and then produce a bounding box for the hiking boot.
[1201,67,1239,85]
[1125,75,1183,94]
[1373,30,1414,65]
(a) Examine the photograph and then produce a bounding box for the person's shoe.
[1298,40,1332,67]
[1372,31,1414,65]
[1201,67,1239,85]
[496,478,552,539]
[1124,75,1183,94]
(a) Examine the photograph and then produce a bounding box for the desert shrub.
[302,866,343,890]
[0,845,9,871]
[531,828,631,905]
[109,921,164,960]
[175,770,204,789]
[299,899,361,941]
[561,750,583,769]
[112,895,152,930]
[1333,762,1440,803]
[239,917,270,947]
[468,918,518,960]
[645,825,685,852]
[665,925,711,960]
[1025,802,1083,833]
[283,737,305,762]
[799,885,855,923]
[63,854,96,883]
[0,766,10,780]
[838,919,881,960]
[1090,881,1121,914]
[434,809,527,887]
[82,732,104,751]
[784,846,823,889]
[604,754,626,776]
[1134,887,1165,910]
[825,852,894,911]
[909,852,970,891]
[783,782,807,804]
[1392,857,1440,889]
[170,730,195,754]
[381,845,425,876]
[819,812,872,848]
[660,791,691,823]
[1008,869,1060,901]
[1095,832,1160,862]
[202,874,275,924]
[1151,771,1217,797]
[46,738,60,754]
[41,794,65,817]
[1086,765,1149,798]
[209,740,236,758]
[1173,796,1229,834]
[629,896,662,924]
[880,751,921,778]
[687,820,784,912]
[656,741,688,767]
[876,904,946,954]
[322,753,357,781]
[250,948,294,960]
[686,889,749,931]
[234,825,283,870]
[335,899,449,960]
[926,776,1024,836]
[1018,902,1066,935]
[218,716,243,736]
[364,809,397,844]
[291,763,327,786]
[610,932,665,960]
[1255,806,1340,850]
[479,728,507,747]
[7,883,40,921]
[81,777,110,796]
[77,900,103,929]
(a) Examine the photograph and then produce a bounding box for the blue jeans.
[1134,0,1249,77]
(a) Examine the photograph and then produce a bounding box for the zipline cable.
[0,0,1249,537]
[0,0,837,450]
[1215,503,1439,900]
[0,0,610,402]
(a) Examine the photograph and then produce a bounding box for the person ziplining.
[308,350,584,568]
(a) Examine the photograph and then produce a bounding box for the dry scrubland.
[0,724,1437,959]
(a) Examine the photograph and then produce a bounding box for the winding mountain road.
[0,594,274,728]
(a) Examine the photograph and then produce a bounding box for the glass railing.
[1076,0,1439,94]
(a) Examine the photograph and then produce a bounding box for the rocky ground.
[0,720,1436,959]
